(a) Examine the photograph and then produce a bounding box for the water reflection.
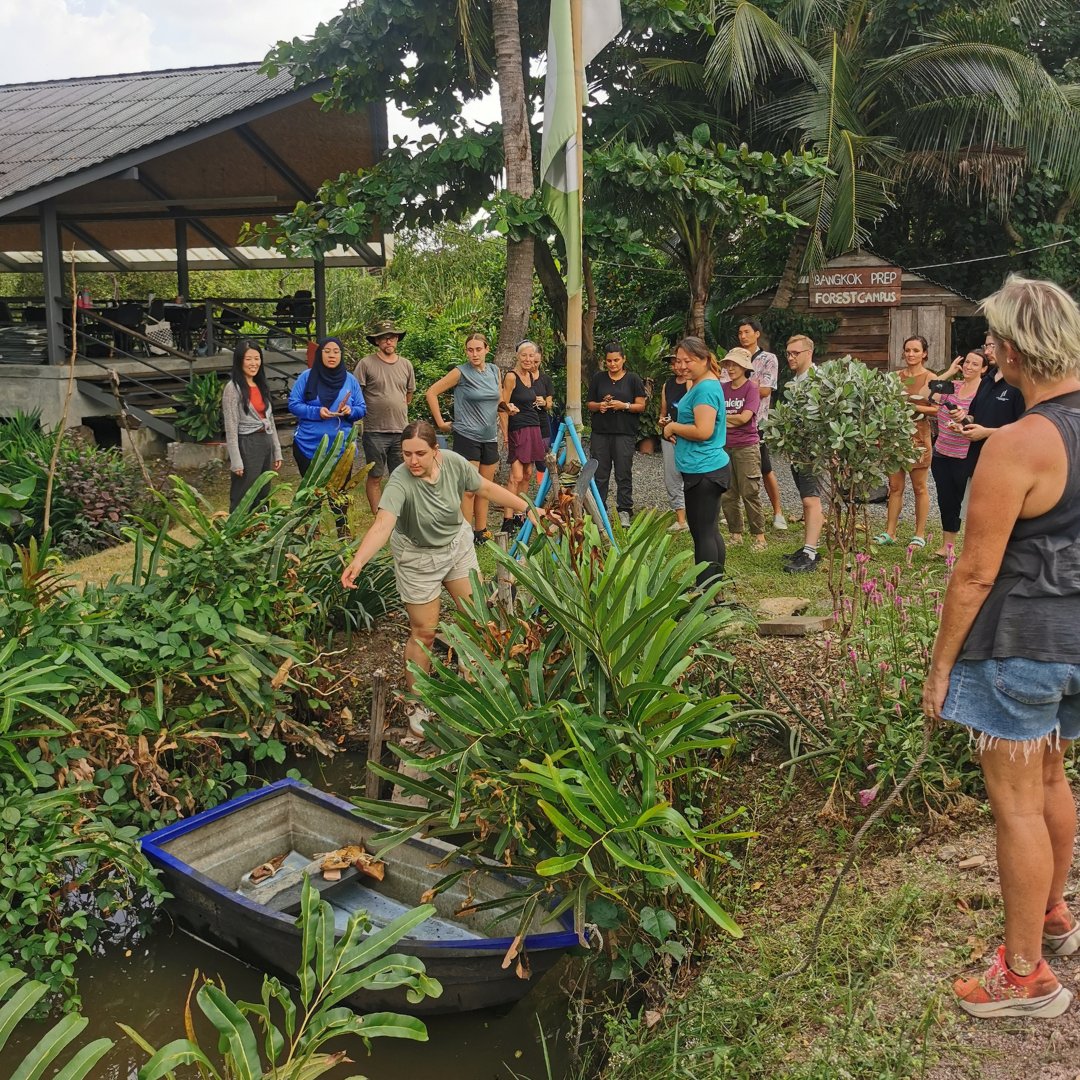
[10,922,574,1079]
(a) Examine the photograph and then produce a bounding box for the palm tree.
[491,0,535,367]
[680,0,1080,305]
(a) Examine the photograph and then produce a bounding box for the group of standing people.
[873,331,1024,555]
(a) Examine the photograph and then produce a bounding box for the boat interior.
[155,788,564,942]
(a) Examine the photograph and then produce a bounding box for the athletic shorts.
[388,520,478,605]
[452,431,499,466]
[362,431,403,478]
[791,464,820,499]
[943,657,1080,748]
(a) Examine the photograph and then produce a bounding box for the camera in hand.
[928,379,953,395]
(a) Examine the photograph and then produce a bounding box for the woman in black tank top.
[925,275,1080,1019]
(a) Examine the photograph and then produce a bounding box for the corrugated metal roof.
[0,63,298,203]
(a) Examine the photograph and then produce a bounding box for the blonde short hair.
[786,334,815,353]
[981,274,1080,382]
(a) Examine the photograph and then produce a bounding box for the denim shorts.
[943,657,1080,745]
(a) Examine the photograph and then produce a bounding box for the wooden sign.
[808,266,902,308]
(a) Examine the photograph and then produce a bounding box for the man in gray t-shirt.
[355,320,416,513]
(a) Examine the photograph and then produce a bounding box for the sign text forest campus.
[808,266,902,308]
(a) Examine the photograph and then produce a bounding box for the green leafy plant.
[0,410,145,555]
[0,963,113,1077]
[124,878,438,1079]
[0,783,163,1005]
[175,372,225,442]
[355,516,759,978]
[766,357,922,632]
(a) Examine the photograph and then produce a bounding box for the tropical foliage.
[0,783,162,1004]
[354,516,757,980]
[1,881,437,1080]
[125,879,437,1079]
[0,411,146,557]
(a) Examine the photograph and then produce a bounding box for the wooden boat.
[141,778,579,1015]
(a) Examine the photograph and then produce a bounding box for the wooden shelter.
[0,62,387,437]
[730,250,979,371]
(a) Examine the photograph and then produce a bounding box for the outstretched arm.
[341,509,398,589]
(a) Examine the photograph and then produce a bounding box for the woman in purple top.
[719,348,766,550]
[930,349,989,556]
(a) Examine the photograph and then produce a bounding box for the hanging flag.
[540,0,622,297]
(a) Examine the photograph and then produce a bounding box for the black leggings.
[682,466,730,587]
[931,453,970,534]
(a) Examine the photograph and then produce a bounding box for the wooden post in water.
[495,532,513,611]
[365,669,388,801]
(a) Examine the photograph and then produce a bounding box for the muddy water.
[5,755,577,1079]
[9,933,575,1079]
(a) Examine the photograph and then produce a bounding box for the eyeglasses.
[786,348,809,358]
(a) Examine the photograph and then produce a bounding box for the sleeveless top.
[960,389,1080,663]
[507,370,541,431]
[452,362,500,442]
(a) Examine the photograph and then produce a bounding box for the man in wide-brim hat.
[365,320,407,346]
[356,320,415,512]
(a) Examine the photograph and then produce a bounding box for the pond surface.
[5,754,578,1079]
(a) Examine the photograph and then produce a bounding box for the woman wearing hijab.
[288,337,366,475]
[222,340,282,512]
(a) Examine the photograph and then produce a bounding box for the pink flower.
[855,553,870,565]
[858,786,880,807]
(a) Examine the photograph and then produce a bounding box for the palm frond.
[639,57,707,91]
[775,0,847,41]
[880,37,1080,196]
[704,0,815,107]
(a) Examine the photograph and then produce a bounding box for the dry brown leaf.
[271,657,295,690]
[965,935,988,962]
[501,933,524,970]
[644,1009,664,1028]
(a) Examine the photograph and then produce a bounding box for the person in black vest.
[586,342,647,528]
[925,275,1080,1019]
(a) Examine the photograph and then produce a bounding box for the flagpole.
[565,0,585,428]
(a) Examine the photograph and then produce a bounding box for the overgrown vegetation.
[0,411,146,558]
[355,516,756,984]
[0,441,399,1001]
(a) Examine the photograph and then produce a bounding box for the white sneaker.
[618,510,631,528]
[405,704,432,739]
[667,521,689,533]
[773,514,788,530]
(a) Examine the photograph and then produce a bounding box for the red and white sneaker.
[954,945,1072,1018]
[1044,902,1080,957]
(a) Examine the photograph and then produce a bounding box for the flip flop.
[908,536,927,549]
[872,533,895,545]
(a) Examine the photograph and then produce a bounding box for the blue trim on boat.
[141,778,580,952]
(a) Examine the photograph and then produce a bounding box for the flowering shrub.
[821,553,978,817]
[767,357,921,633]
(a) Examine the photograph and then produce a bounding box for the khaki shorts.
[389,520,478,605]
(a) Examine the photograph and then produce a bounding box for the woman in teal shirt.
[661,336,730,587]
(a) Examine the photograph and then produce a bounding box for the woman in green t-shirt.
[341,420,530,737]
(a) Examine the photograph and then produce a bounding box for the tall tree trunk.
[493,0,534,369]
[534,239,567,338]
[772,228,810,310]
[686,245,711,339]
